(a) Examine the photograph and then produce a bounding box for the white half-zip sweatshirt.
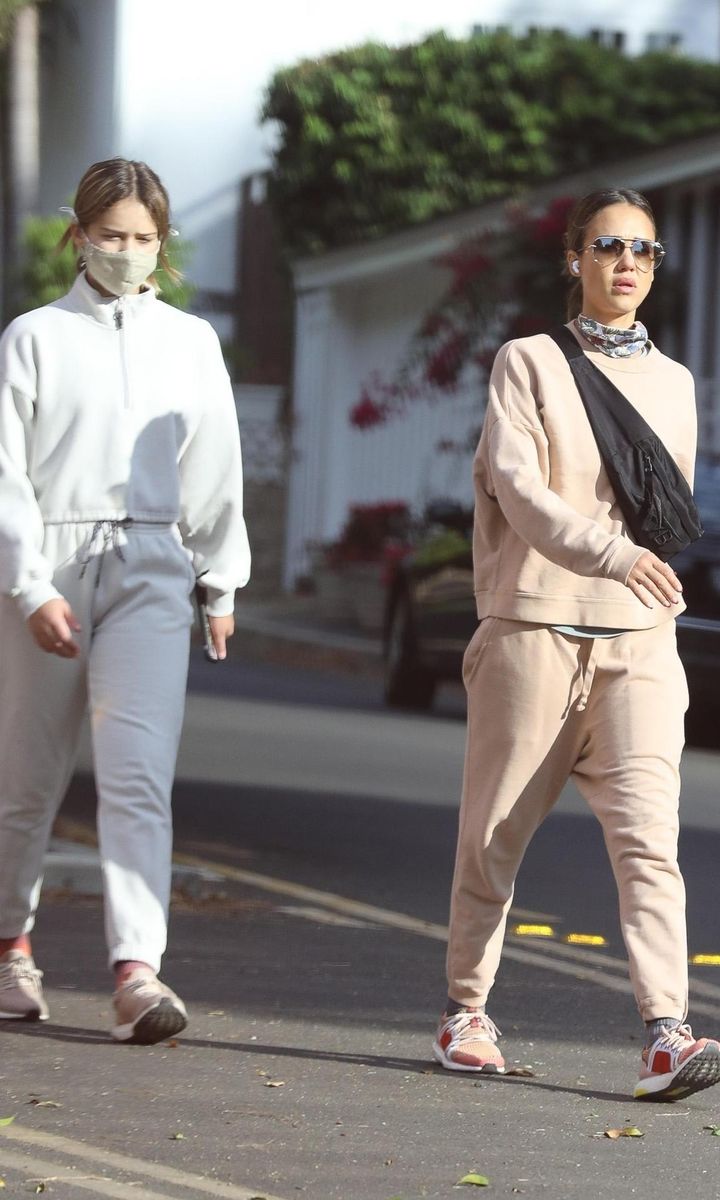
[0,273,250,618]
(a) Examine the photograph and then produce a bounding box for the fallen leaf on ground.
[0,1179,5,1189]
[703,1125,720,1136]
[0,1117,15,1128]
[264,1080,285,1088]
[457,1173,490,1186]
[34,1186,46,1195]
[604,1127,644,1139]
[166,1039,179,1048]
[28,1100,62,1109]
[169,1132,185,1140]
[505,1066,535,1077]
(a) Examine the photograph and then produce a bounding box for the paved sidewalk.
[231,595,382,676]
[44,837,226,900]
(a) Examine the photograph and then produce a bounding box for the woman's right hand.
[625,551,683,609]
[27,598,82,658]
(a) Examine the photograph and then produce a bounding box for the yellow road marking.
[512,924,555,938]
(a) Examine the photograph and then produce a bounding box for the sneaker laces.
[444,1010,502,1043]
[653,1022,694,1050]
[117,974,158,997]
[0,956,42,988]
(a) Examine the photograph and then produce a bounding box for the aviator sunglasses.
[580,235,666,272]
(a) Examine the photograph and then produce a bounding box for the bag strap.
[547,324,702,558]
[548,324,658,445]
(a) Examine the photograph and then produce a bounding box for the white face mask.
[82,237,159,296]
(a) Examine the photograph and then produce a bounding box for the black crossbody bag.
[548,325,703,561]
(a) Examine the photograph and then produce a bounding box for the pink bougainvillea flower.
[426,330,471,389]
[350,193,578,430]
[349,392,389,429]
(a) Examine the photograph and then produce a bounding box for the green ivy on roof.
[262,29,720,256]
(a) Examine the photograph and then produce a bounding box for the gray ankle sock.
[644,1017,681,1047]
[446,997,485,1017]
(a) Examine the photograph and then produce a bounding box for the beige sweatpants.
[447,617,689,1022]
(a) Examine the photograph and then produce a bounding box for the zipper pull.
[114,297,124,330]
[643,453,653,474]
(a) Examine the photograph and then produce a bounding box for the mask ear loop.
[59,206,88,267]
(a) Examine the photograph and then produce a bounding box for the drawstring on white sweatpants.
[78,519,130,584]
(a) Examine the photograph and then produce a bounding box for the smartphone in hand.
[194,582,219,662]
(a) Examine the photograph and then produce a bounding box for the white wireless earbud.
[570,260,581,275]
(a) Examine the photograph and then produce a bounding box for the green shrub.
[263,29,720,255]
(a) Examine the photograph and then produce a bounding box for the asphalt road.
[2,648,720,1200]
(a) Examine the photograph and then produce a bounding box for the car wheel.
[384,593,437,710]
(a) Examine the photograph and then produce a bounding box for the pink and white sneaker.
[432,1009,505,1073]
[634,1023,720,1101]
[112,970,187,1045]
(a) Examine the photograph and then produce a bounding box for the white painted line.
[277,904,379,929]
[504,943,720,1021]
[0,1146,177,1200]
[0,1125,288,1200]
[503,942,636,996]
[512,936,720,1002]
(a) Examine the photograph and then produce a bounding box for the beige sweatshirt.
[473,324,697,628]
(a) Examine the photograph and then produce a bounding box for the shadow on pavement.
[1,1020,633,1103]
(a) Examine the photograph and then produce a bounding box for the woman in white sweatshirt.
[433,187,720,1101]
[0,158,250,1043]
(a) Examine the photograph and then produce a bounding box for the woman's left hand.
[208,614,234,660]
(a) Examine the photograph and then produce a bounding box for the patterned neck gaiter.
[576,314,649,358]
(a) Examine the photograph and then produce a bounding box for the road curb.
[232,611,383,677]
[44,838,226,899]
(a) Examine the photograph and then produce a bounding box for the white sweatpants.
[0,521,195,971]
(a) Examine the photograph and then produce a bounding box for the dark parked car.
[383,457,720,739]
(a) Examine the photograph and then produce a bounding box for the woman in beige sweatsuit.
[433,187,720,1102]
